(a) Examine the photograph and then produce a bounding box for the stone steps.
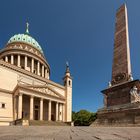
[29,120,70,126]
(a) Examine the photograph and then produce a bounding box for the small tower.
[63,62,72,122]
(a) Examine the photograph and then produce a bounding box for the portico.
[14,86,65,122]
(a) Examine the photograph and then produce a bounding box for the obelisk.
[111,4,131,85]
[91,4,140,126]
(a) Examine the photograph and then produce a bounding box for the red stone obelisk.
[111,4,131,86]
[92,4,140,126]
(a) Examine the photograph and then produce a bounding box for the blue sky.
[1,0,140,112]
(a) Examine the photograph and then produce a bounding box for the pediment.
[31,87,59,97]
[24,85,65,99]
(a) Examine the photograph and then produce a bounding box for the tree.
[72,110,97,126]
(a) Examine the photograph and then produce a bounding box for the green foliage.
[72,110,97,126]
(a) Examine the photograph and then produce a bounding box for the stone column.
[5,56,8,62]
[62,104,65,122]
[11,55,14,64]
[37,61,40,75]
[31,58,34,73]
[59,103,62,121]
[25,56,27,70]
[40,98,43,120]
[45,69,48,78]
[30,96,34,120]
[18,93,23,119]
[13,96,17,120]
[42,65,44,77]
[56,102,58,121]
[17,55,20,67]
[48,100,51,121]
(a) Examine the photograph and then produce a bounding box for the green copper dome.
[7,23,43,54]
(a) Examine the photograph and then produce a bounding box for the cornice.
[101,80,140,94]
[0,60,65,90]
[0,88,12,94]
[63,75,73,80]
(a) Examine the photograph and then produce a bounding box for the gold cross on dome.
[26,22,29,34]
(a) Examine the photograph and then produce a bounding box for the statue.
[66,61,70,73]
[130,86,140,103]
[129,73,133,81]
[108,81,112,87]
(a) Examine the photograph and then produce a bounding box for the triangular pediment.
[18,84,65,99]
[30,87,60,98]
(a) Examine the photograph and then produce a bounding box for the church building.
[0,23,72,126]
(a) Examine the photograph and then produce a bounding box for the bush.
[72,110,97,126]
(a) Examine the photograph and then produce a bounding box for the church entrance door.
[34,105,39,120]
[35,110,39,120]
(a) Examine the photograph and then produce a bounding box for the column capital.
[48,99,51,102]
[30,95,34,98]
[19,93,23,96]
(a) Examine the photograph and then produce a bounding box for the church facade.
[0,24,72,126]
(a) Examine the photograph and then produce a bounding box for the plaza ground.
[0,126,140,140]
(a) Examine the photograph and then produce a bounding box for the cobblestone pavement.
[0,126,139,140]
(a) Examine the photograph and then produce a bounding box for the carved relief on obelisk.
[111,4,131,85]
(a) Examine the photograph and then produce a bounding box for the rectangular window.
[2,103,5,108]
[0,103,6,109]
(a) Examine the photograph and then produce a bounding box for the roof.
[7,33,43,54]
[7,23,43,54]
